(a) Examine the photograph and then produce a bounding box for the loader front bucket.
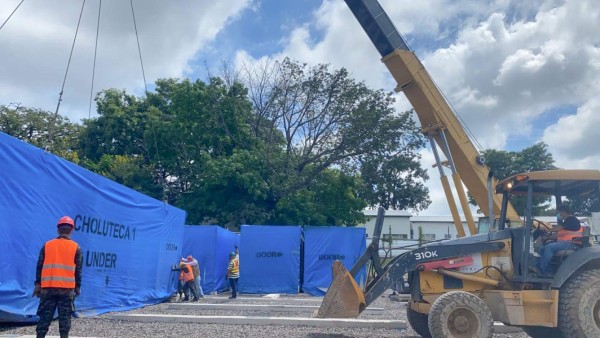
[315,260,367,318]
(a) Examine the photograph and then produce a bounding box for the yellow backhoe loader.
[317,1,600,337]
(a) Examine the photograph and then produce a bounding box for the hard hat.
[229,252,236,257]
[187,255,193,260]
[180,262,185,267]
[57,216,75,228]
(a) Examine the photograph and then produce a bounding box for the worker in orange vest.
[171,262,197,301]
[34,216,83,338]
[176,269,185,299]
[535,205,583,276]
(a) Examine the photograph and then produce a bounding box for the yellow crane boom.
[345,0,519,236]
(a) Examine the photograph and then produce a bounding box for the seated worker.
[533,206,582,276]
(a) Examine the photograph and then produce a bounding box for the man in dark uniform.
[34,216,83,338]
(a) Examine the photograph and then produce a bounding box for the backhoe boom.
[344,0,520,228]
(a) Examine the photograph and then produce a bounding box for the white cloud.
[234,0,600,215]
[543,98,600,169]
[0,0,251,121]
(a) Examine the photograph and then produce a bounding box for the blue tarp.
[302,226,367,296]
[0,132,186,322]
[183,226,239,293]
[238,225,301,294]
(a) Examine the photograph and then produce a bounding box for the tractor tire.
[427,291,494,338]
[558,268,600,337]
[406,303,432,338]
[522,326,563,338]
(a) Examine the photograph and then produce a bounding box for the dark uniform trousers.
[36,289,75,338]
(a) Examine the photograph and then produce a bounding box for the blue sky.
[190,1,325,77]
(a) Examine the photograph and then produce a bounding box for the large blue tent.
[0,132,186,322]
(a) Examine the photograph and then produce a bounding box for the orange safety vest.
[557,227,584,241]
[41,238,78,289]
[181,265,194,283]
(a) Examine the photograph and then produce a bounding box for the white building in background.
[361,210,600,258]
[410,216,469,241]
[362,210,470,242]
[363,209,411,241]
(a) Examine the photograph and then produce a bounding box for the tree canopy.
[474,142,556,215]
[0,59,431,228]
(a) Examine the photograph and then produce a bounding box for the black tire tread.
[406,303,432,338]
[427,291,494,338]
[558,268,600,337]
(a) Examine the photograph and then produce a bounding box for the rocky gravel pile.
[1,294,529,338]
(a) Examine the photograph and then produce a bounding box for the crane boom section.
[344,0,519,221]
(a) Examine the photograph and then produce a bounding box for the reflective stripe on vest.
[41,238,78,289]
[228,258,239,277]
[557,227,584,241]
[182,265,194,282]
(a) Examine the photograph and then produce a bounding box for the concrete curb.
[168,303,384,313]
[110,314,407,329]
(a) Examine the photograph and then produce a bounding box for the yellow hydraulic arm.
[344,0,519,235]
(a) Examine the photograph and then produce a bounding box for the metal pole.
[499,192,509,231]
[429,136,465,238]
[487,172,495,232]
[522,182,534,279]
[439,131,477,236]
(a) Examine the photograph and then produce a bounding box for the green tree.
[566,195,600,216]
[472,142,556,215]
[240,58,430,211]
[0,104,81,163]
[273,169,367,226]
[13,58,430,227]
[177,148,271,227]
[84,154,163,199]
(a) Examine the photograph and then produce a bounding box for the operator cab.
[495,170,600,281]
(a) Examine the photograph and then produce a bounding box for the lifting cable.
[430,76,486,153]
[46,0,87,151]
[130,0,148,93]
[0,0,25,32]
[129,0,166,201]
[84,0,102,157]
[87,0,102,120]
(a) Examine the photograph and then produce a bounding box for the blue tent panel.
[238,225,301,294]
[0,132,186,322]
[215,227,240,292]
[302,226,367,296]
[183,226,217,293]
[183,226,239,293]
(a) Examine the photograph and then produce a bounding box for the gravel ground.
[1,294,529,338]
